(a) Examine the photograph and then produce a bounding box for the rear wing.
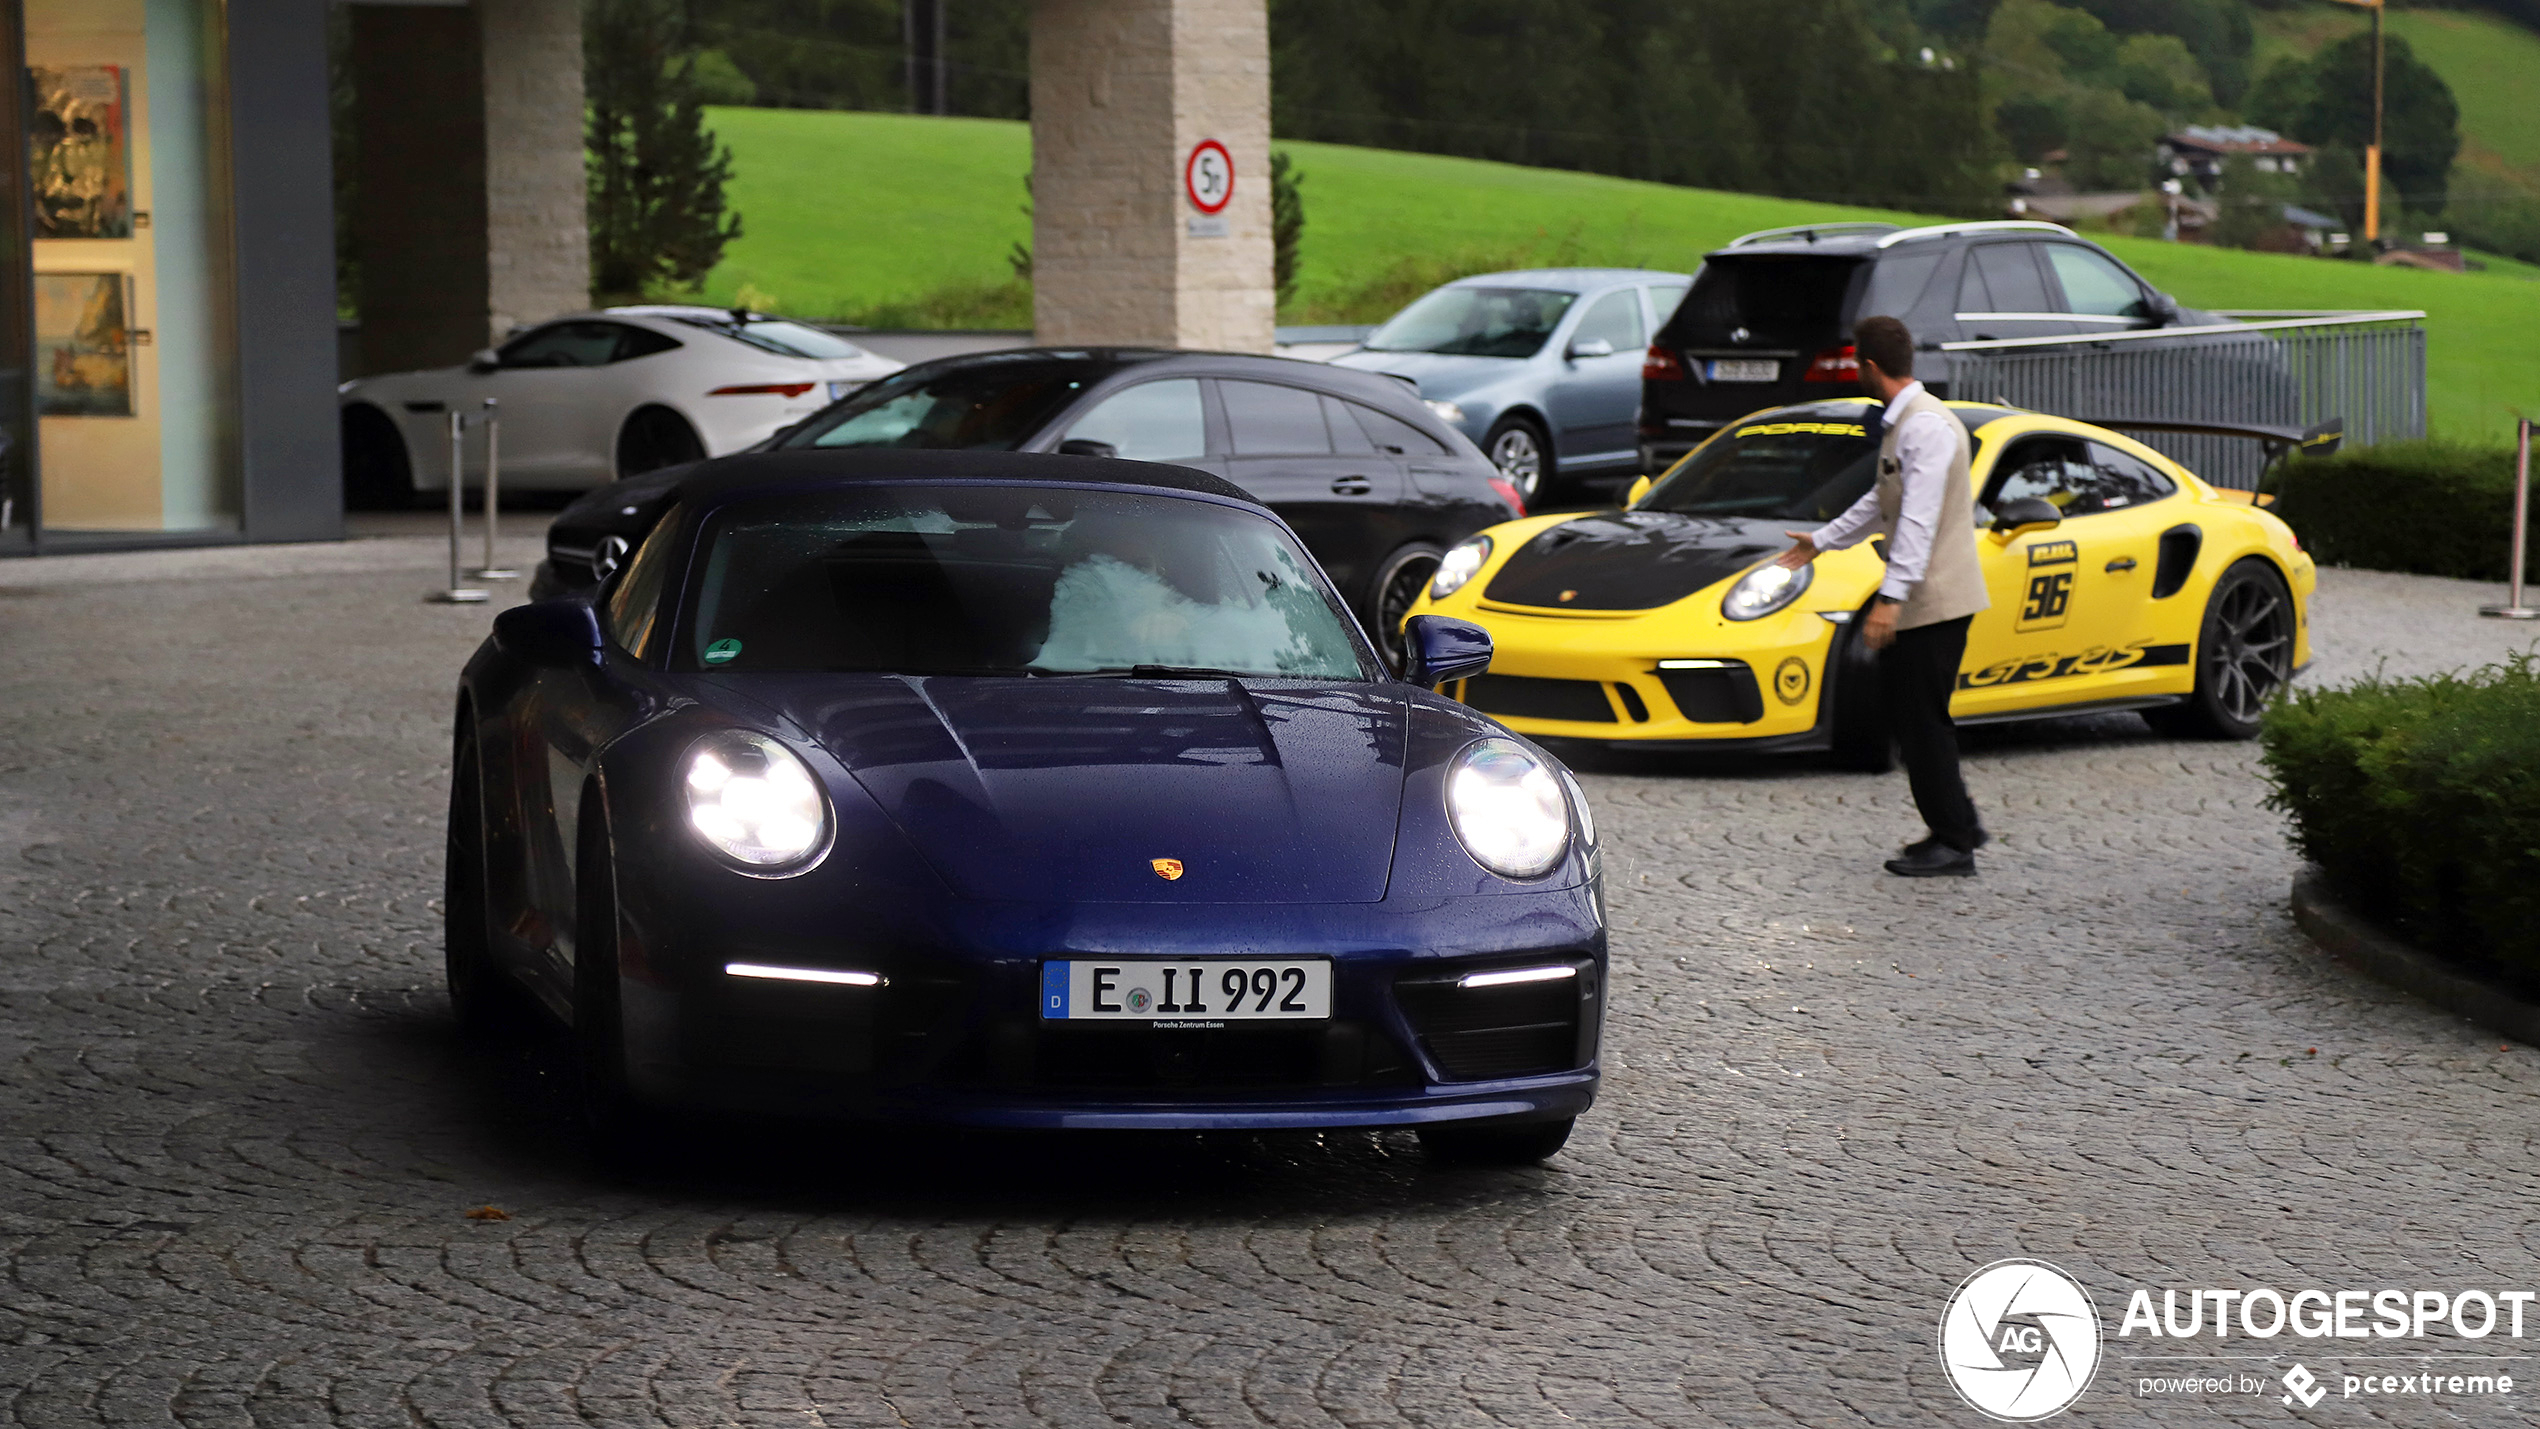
[2085,417,2343,503]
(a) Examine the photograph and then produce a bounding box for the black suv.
[531,348,1519,669]
[1638,220,2217,472]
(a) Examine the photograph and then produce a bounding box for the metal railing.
[1941,310,2426,489]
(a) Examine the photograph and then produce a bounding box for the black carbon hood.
[1481,512,1782,611]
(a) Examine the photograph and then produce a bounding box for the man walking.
[1774,316,1990,876]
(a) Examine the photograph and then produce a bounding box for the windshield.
[776,361,1097,451]
[1641,414,1880,522]
[679,486,1368,680]
[1364,286,1577,358]
[672,315,870,360]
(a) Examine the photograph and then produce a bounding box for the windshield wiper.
[1041,664,1254,679]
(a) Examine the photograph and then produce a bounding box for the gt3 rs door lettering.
[1959,641,2188,689]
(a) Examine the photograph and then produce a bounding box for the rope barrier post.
[473,396,518,581]
[426,409,488,605]
[2481,417,2537,620]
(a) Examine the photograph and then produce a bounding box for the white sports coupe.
[337,306,905,505]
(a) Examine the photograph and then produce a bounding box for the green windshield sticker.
[703,638,743,665]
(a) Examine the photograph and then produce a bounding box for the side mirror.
[1624,475,1653,508]
[468,348,502,374]
[1401,615,1493,688]
[1988,497,2064,538]
[1567,337,1615,360]
[2146,292,2180,326]
[492,598,604,667]
[1056,438,1118,458]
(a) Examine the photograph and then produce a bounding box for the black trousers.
[1878,614,1984,851]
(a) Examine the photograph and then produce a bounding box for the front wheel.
[1483,416,1555,506]
[1365,542,1444,675]
[1417,1116,1575,1165]
[2144,558,2295,740]
[616,406,706,479]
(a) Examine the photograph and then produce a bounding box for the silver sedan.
[1329,267,1690,504]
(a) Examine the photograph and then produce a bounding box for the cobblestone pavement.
[4,542,2540,1428]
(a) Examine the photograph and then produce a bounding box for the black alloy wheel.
[1368,542,1444,675]
[615,406,706,479]
[1417,1115,1576,1165]
[444,731,505,1038]
[2146,559,2294,740]
[1484,415,1554,505]
[342,405,418,510]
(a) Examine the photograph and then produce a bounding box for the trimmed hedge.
[2263,653,2540,979]
[2270,441,2533,581]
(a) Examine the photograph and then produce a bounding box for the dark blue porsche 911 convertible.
[447,450,1605,1163]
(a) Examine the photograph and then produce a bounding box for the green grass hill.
[697,107,2539,446]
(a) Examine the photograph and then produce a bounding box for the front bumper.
[1434,598,1849,748]
[604,876,1608,1131]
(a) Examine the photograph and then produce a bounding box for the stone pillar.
[480,0,592,343]
[1029,0,1273,352]
[350,0,589,375]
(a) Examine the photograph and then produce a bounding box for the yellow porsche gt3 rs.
[1407,397,2314,768]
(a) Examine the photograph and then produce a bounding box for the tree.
[1271,150,1305,311]
[587,0,745,303]
[2251,30,2460,220]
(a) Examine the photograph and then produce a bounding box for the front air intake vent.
[1395,960,1596,1080]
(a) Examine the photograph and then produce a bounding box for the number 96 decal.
[2016,539,2079,632]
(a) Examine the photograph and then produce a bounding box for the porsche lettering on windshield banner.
[1042,960,1333,1022]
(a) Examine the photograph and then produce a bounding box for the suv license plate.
[1707,359,1779,382]
[1041,959,1331,1021]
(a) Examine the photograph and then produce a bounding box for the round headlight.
[1431,535,1493,600]
[1445,738,1571,879]
[1722,560,1814,621]
[682,731,830,872]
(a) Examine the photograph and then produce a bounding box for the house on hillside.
[2160,126,2313,187]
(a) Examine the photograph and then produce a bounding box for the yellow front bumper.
[1442,600,1846,746]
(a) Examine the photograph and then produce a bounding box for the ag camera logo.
[1940,1259,2102,1420]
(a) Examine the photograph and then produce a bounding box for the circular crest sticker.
[1938,1259,2101,1421]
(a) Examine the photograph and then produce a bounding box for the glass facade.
[16,0,238,539]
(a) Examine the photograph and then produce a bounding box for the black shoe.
[1901,829,1989,858]
[1885,841,1976,877]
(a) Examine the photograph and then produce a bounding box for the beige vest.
[1874,389,1990,630]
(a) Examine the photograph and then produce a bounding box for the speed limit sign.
[1184,140,1233,214]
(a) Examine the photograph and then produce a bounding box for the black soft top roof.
[658,447,1260,508]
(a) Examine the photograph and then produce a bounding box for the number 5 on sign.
[1184,139,1234,215]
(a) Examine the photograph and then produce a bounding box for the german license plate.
[1707,359,1779,382]
[826,380,857,402]
[1040,959,1331,1022]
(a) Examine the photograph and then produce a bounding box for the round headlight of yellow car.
[1431,534,1493,600]
[1722,560,1814,621]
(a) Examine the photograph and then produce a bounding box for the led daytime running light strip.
[1458,965,1577,990]
[725,962,883,987]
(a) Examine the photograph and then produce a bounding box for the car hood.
[754,675,1410,904]
[1329,349,1529,397]
[1482,511,1787,612]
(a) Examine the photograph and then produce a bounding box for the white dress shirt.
[1807,381,1954,603]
